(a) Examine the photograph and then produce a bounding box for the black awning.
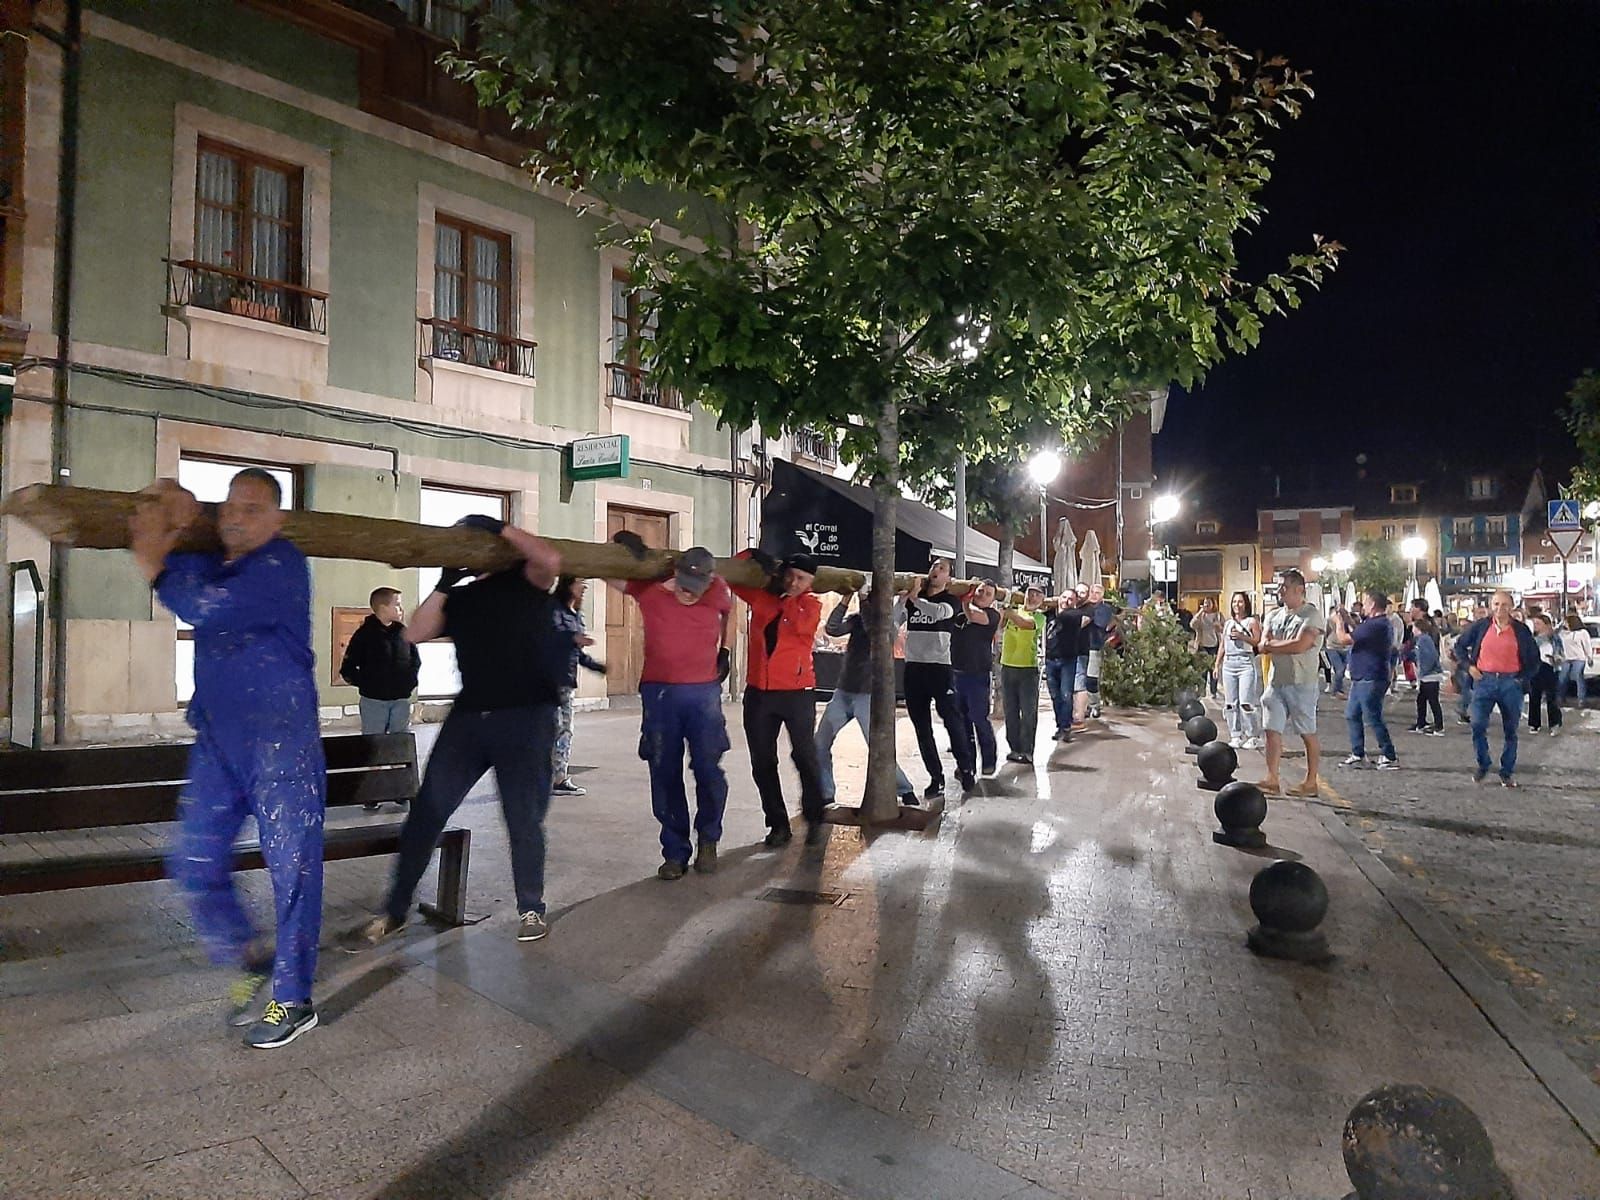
[759,458,1052,583]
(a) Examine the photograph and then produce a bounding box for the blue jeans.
[1325,648,1349,694]
[642,682,731,863]
[1560,659,1587,705]
[953,670,998,770]
[815,689,913,799]
[359,696,411,735]
[1455,665,1475,717]
[1470,673,1523,779]
[386,704,556,921]
[1344,679,1396,760]
[1045,656,1080,734]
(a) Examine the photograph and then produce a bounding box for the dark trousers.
[386,704,555,922]
[953,669,998,771]
[1000,664,1039,757]
[743,686,824,830]
[1414,681,1442,731]
[1528,664,1562,730]
[903,661,974,781]
[640,681,729,864]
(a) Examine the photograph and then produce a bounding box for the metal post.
[1039,489,1047,564]
[954,452,967,578]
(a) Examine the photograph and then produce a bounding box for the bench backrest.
[0,732,418,835]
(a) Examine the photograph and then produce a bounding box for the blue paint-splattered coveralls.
[157,537,326,1005]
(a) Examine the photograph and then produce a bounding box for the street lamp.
[1151,493,1181,524]
[1028,450,1062,562]
[1310,555,1328,574]
[1401,535,1427,592]
[1148,494,1180,599]
[1332,548,1355,572]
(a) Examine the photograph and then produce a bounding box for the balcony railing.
[165,258,327,334]
[606,362,683,411]
[1451,532,1510,553]
[1265,532,1304,549]
[419,317,536,378]
[794,426,837,464]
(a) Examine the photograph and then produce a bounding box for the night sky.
[1155,1,1598,522]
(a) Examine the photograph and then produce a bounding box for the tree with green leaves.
[1101,608,1206,707]
[1351,537,1406,602]
[461,1,1339,821]
[1562,368,1600,501]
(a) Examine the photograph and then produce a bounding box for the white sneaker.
[518,912,548,942]
[1375,756,1399,770]
[1338,754,1367,768]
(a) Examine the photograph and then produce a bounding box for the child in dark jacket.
[340,587,421,736]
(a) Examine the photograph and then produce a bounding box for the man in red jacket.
[733,549,826,847]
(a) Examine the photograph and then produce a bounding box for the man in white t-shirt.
[1249,569,1325,797]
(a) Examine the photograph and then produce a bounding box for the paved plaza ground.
[3,698,1599,1199]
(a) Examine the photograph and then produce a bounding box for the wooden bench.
[0,732,470,924]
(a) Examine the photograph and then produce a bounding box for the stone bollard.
[1246,860,1332,962]
[1341,1084,1516,1200]
[1177,697,1206,726]
[1213,780,1267,848]
[1182,714,1217,755]
[1195,740,1237,791]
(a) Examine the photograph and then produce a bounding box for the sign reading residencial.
[568,434,630,481]
[1547,499,1581,531]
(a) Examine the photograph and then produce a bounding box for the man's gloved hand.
[585,659,608,676]
[612,530,649,560]
[747,548,780,575]
[716,647,731,682]
[455,513,506,536]
[434,566,471,593]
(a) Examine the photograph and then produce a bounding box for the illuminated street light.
[1310,556,1328,573]
[1400,535,1427,562]
[1585,500,1600,521]
[1332,549,1356,572]
[1151,494,1181,524]
[1027,449,1062,486]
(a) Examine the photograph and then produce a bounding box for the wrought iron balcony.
[165,258,327,334]
[606,362,683,411]
[793,426,837,464]
[418,317,536,378]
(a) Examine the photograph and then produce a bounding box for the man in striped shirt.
[895,558,976,796]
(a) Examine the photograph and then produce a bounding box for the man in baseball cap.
[675,546,716,596]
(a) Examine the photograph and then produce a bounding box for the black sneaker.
[898,791,919,807]
[981,762,997,777]
[339,913,406,953]
[657,859,687,880]
[225,970,270,1028]
[1005,752,1028,764]
[763,827,793,848]
[804,821,827,847]
[551,780,587,796]
[923,780,944,800]
[957,770,976,792]
[245,999,317,1049]
[1457,713,1471,725]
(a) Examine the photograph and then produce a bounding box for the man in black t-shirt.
[950,581,1002,775]
[1045,597,1086,741]
[345,514,567,947]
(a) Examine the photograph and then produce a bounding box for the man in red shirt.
[612,540,735,878]
[733,549,826,847]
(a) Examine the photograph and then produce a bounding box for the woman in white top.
[1216,590,1264,749]
[1560,613,1593,706]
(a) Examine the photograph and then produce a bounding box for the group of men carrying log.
[122,467,1024,1050]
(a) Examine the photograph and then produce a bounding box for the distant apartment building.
[1256,503,1355,591]
[1175,515,1258,612]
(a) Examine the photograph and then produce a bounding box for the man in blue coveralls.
[129,469,326,1049]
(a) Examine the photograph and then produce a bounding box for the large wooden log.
[1,483,1033,599]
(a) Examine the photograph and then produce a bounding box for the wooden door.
[605,507,670,695]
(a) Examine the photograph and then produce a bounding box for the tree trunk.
[863,390,902,824]
[997,518,1015,591]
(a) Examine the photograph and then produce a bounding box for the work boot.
[763,826,792,848]
[693,839,718,874]
[657,859,688,880]
[804,821,827,847]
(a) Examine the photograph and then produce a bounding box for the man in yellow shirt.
[999,585,1047,764]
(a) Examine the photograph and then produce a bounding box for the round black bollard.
[1177,697,1206,726]
[1246,859,1331,962]
[1212,780,1267,848]
[1195,740,1237,790]
[1341,1084,1515,1200]
[1182,714,1217,754]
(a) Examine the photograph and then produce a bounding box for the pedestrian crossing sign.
[1547,499,1580,531]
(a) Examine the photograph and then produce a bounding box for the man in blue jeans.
[1452,590,1539,786]
[345,513,567,948]
[1044,593,1087,742]
[816,582,918,806]
[1335,588,1398,771]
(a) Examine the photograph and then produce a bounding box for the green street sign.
[567,433,630,481]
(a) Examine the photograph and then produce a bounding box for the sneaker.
[225,970,270,1027]
[657,859,687,880]
[1407,726,1426,735]
[693,839,718,874]
[898,791,919,807]
[339,913,406,953]
[1088,705,1101,719]
[1457,712,1471,725]
[551,780,587,796]
[363,802,380,811]
[1004,752,1029,764]
[1500,775,1519,789]
[1374,756,1399,771]
[956,770,976,792]
[517,911,548,941]
[1550,726,1561,737]
[981,762,998,777]
[1472,769,1489,784]
[1426,728,1445,737]
[244,999,317,1049]
[1338,755,1367,768]
[763,827,793,848]
[1529,726,1541,734]
[804,821,827,847]
[923,780,944,800]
